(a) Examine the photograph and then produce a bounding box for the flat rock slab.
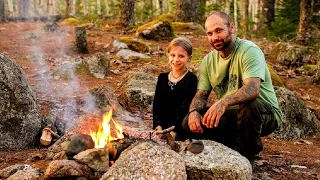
[179,140,252,180]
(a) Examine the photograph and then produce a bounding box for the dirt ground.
[0,22,319,180]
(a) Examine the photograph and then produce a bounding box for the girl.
[153,37,198,141]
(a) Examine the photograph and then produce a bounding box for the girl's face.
[168,46,191,72]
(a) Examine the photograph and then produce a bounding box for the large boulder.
[100,141,187,180]
[83,52,110,79]
[172,22,206,36]
[0,53,42,150]
[274,87,320,139]
[179,140,252,180]
[268,42,306,67]
[122,72,157,111]
[136,14,174,40]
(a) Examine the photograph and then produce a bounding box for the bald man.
[183,11,282,168]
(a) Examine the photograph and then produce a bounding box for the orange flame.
[90,109,124,148]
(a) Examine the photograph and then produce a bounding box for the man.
[183,11,282,166]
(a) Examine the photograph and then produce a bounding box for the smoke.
[26,25,98,133]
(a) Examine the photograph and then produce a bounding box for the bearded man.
[183,11,282,168]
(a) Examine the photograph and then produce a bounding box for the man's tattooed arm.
[189,89,210,112]
[222,77,260,107]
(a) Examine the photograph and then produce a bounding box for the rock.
[0,164,31,178]
[267,64,285,87]
[100,141,187,180]
[74,148,109,173]
[84,52,110,79]
[118,37,151,53]
[44,160,92,179]
[116,49,150,61]
[67,134,95,156]
[274,87,320,139]
[172,22,206,36]
[112,40,128,51]
[268,42,306,67]
[0,53,42,150]
[7,167,40,180]
[179,140,252,180]
[122,72,157,111]
[136,14,174,40]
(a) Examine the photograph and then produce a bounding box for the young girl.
[153,37,198,141]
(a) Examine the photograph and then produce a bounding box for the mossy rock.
[172,22,206,36]
[296,64,317,76]
[136,14,174,41]
[118,37,150,53]
[267,64,285,87]
[66,18,80,26]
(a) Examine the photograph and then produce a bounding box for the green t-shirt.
[198,38,282,124]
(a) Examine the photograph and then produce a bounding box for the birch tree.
[159,0,164,15]
[97,0,101,16]
[72,0,76,15]
[19,0,30,18]
[82,0,87,16]
[234,0,238,36]
[297,0,313,45]
[117,0,135,27]
[8,0,14,17]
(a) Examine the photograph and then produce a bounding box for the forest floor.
[0,22,320,180]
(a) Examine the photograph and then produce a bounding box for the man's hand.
[188,111,203,133]
[202,99,227,128]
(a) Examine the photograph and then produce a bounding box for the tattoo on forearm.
[190,90,209,111]
[224,78,260,106]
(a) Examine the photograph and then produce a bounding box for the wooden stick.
[155,126,175,135]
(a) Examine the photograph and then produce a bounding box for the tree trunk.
[234,0,238,36]
[18,0,30,19]
[97,0,101,16]
[72,0,76,15]
[75,26,89,54]
[224,0,231,15]
[64,0,70,17]
[239,0,249,38]
[176,0,200,23]
[0,0,5,22]
[104,0,108,16]
[252,0,260,31]
[117,0,135,27]
[82,0,87,16]
[8,0,14,17]
[199,0,206,23]
[297,0,313,45]
[159,0,164,15]
[257,0,275,34]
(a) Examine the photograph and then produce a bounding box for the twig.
[155,126,175,135]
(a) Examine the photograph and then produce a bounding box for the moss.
[79,23,90,27]
[172,22,206,36]
[118,37,150,53]
[296,64,317,76]
[75,62,91,76]
[267,64,285,87]
[136,14,174,33]
[66,18,80,26]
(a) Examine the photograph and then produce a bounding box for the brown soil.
[0,22,319,180]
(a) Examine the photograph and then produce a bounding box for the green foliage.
[192,46,205,63]
[268,0,300,40]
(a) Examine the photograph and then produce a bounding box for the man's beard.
[211,31,232,51]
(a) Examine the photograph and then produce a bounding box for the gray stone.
[100,141,187,180]
[74,148,109,173]
[123,72,157,111]
[116,49,150,61]
[0,164,31,178]
[269,42,306,67]
[7,167,40,180]
[84,52,110,79]
[0,53,42,150]
[136,21,174,40]
[112,40,128,51]
[67,134,95,156]
[44,160,92,179]
[274,87,320,139]
[179,140,252,180]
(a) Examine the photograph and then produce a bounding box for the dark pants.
[182,98,278,158]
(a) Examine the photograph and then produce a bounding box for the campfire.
[90,109,124,148]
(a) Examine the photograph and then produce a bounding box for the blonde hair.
[168,37,192,56]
